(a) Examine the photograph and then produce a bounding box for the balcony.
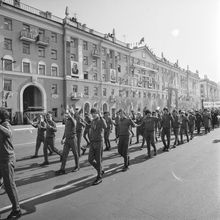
[91,49,100,58]
[20,30,36,42]
[71,92,83,100]
[36,35,49,46]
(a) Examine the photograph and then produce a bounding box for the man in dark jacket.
[118,109,136,171]
[103,111,113,151]
[195,110,203,135]
[188,110,196,139]
[40,112,62,166]
[55,108,79,175]
[0,108,22,219]
[171,109,180,147]
[88,108,107,185]
[180,111,189,143]
[161,108,173,151]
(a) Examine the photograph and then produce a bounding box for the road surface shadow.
[213,139,220,143]
[0,168,122,218]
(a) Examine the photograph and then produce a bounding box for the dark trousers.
[118,135,130,167]
[83,129,90,145]
[144,131,157,156]
[43,137,62,163]
[104,130,111,150]
[180,127,189,143]
[88,141,103,178]
[77,131,83,157]
[61,137,79,170]
[189,125,195,139]
[0,159,20,212]
[161,128,171,149]
[196,125,201,134]
[173,128,180,146]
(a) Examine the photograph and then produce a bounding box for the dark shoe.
[31,155,38,159]
[55,169,66,175]
[7,210,22,219]
[40,161,49,166]
[101,170,105,176]
[82,148,86,155]
[93,177,102,185]
[154,151,157,156]
[71,167,80,172]
[128,156,130,166]
[60,155,63,162]
[104,148,109,151]
[49,151,53,156]
[122,166,129,172]
[135,141,139,144]
[173,145,176,148]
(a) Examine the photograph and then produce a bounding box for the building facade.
[0,0,218,124]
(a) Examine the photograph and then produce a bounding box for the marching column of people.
[1,106,220,219]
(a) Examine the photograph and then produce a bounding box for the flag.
[139,37,145,45]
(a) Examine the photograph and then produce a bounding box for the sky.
[22,0,220,83]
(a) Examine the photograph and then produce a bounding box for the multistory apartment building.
[0,0,217,124]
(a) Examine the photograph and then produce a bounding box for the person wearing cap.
[141,109,158,158]
[188,110,196,140]
[179,111,189,144]
[171,109,181,147]
[88,108,107,185]
[75,108,86,157]
[117,109,137,171]
[103,111,113,151]
[161,107,173,152]
[202,109,211,134]
[135,112,143,144]
[55,108,79,175]
[40,112,62,166]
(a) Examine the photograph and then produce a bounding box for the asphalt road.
[0,125,220,220]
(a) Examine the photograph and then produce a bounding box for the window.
[38,47,45,57]
[23,42,30,54]
[51,49,57,60]
[126,91,129,97]
[4,38,12,50]
[4,18,12,30]
[93,73,97,81]
[109,63,113,69]
[51,84,57,94]
[38,29,45,37]
[111,89,114,95]
[138,91,141,98]
[109,50,113,58]
[94,87,98,96]
[51,64,58,76]
[92,44,97,50]
[70,37,77,48]
[71,53,77,61]
[51,32,57,43]
[84,86,89,96]
[83,56,88,65]
[132,91,136,98]
[23,24,30,31]
[102,47,106,56]
[103,88,107,96]
[143,92,146,98]
[84,71,88,79]
[4,59,13,71]
[102,60,106,69]
[83,41,88,50]
[23,62,30,73]
[72,85,78,93]
[4,79,12,91]
[38,64,46,75]
[93,59,97,67]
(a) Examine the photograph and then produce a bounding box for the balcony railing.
[91,49,100,58]
[20,30,36,42]
[36,35,49,46]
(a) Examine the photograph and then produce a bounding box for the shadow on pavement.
[213,139,220,143]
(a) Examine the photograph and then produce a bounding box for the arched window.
[51,63,59,76]
[3,55,14,71]
[22,58,31,73]
[38,61,46,75]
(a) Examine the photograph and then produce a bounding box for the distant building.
[0,0,218,124]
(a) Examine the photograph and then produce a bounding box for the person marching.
[188,110,196,140]
[171,109,181,148]
[75,108,86,157]
[135,112,143,144]
[161,107,173,152]
[203,109,211,134]
[117,109,136,171]
[88,108,107,185]
[29,114,52,159]
[195,110,203,135]
[0,108,22,219]
[142,109,158,158]
[179,111,189,144]
[103,111,113,151]
[55,108,79,175]
[40,112,62,166]
[113,111,120,143]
